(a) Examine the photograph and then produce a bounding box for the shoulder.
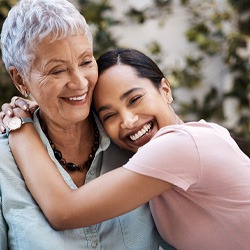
[124,124,202,189]
[0,133,23,180]
[129,122,208,174]
[152,120,231,149]
[0,133,12,161]
[149,122,202,153]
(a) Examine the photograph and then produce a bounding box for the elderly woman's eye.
[80,60,92,66]
[50,68,66,75]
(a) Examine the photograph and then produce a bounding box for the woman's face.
[24,34,98,126]
[93,64,174,152]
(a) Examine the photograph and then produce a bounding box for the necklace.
[38,112,99,172]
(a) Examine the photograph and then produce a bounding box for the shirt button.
[91,241,98,248]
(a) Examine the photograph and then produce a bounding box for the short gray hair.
[1,0,93,77]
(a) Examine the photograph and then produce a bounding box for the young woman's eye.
[102,112,116,122]
[129,95,142,105]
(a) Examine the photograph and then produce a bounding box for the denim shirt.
[0,111,170,250]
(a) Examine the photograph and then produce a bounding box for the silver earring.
[24,91,30,98]
[168,97,173,104]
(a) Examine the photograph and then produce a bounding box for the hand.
[1,106,32,133]
[0,96,38,133]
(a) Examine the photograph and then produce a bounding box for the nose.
[67,70,88,89]
[121,111,138,129]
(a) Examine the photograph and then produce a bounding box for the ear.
[160,78,171,95]
[9,66,30,97]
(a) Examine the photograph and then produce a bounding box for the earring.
[168,97,173,104]
[24,90,30,98]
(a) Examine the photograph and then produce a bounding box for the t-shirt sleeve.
[123,128,201,191]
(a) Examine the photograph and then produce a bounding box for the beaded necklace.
[38,112,99,172]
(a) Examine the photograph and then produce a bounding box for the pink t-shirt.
[123,120,250,250]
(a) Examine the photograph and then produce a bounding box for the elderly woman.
[0,0,169,249]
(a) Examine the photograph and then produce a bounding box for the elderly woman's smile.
[61,93,89,105]
[27,34,98,124]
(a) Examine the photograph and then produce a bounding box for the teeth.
[130,122,152,141]
[68,94,86,101]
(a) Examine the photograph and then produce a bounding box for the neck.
[173,114,184,125]
[39,111,94,148]
[38,111,99,171]
[169,106,183,125]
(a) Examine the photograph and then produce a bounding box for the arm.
[8,122,172,230]
[9,124,172,229]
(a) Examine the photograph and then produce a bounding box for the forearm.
[8,125,126,230]
[8,125,172,230]
[8,125,128,230]
[8,124,75,229]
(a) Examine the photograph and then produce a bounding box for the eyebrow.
[120,87,142,101]
[97,87,142,115]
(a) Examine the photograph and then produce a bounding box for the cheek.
[103,122,117,140]
[103,121,126,147]
[31,85,61,111]
[89,69,98,87]
[103,121,133,151]
[93,88,110,112]
[88,62,98,85]
[27,75,52,99]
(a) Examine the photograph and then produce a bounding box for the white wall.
[107,0,246,128]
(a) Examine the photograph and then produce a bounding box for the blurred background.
[0,0,249,155]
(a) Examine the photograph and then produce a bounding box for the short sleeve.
[123,127,201,191]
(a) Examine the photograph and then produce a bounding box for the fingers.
[10,96,29,111]
[1,96,29,119]
[10,96,39,115]
[29,104,39,114]
[25,99,39,114]
[0,96,29,134]
[0,106,32,134]
[0,111,6,133]
[0,103,13,133]
[1,103,13,117]
[0,96,38,134]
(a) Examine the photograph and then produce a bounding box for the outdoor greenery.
[0,0,249,155]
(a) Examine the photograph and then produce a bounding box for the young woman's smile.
[93,64,174,152]
[122,119,157,149]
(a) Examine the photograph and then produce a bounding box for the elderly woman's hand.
[0,96,38,133]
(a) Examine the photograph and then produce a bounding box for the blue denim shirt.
[0,111,171,250]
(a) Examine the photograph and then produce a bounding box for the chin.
[124,144,139,153]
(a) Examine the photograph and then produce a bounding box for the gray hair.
[1,0,93,77]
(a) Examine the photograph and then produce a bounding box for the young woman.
[2,48,250,250]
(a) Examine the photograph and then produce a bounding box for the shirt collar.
[93,112,110,153]
[33,109,111,153]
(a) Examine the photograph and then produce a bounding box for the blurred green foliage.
[173,1,250,156]
[0,0,249,155]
